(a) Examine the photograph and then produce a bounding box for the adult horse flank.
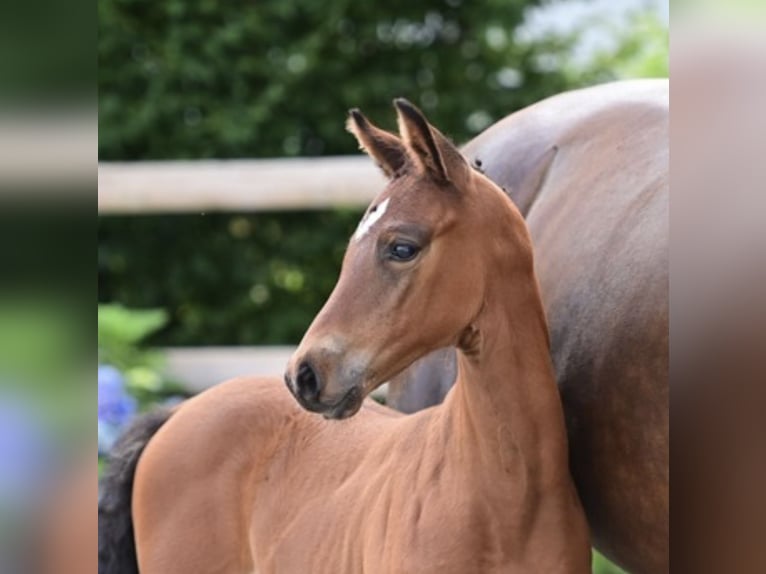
[388,79,669,574]
[99,100,592,573]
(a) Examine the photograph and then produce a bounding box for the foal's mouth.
[322,386,363,420]
[291,384,364,421]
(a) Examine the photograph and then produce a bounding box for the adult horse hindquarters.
[105,100,591,574]
[388,80,669,574]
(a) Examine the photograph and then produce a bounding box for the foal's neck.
[445,249,569,486]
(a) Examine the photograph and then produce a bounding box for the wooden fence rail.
[98,157,384,214]
[163,346,388,400]
[162,346,295,393]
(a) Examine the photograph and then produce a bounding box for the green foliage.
[608,11,668,78]
[0,299,88,439]
[98,304,168,349]
[0,301,78,383]
[593,550,627,574]
[98,0,576,160]
[98,304,167,367]
[564,9,668,83]
[99,210,361,345]
[98,304,185,405]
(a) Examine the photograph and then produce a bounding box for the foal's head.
[285,99,532,419]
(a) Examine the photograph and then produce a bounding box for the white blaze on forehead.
[353,197,390,241]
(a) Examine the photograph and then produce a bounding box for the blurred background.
[96,2,667,572]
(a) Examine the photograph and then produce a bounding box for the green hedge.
[99,0,574,160]
[99,210,361,345]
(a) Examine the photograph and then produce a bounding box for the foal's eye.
[389,242,420,262]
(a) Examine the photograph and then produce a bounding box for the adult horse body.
[100,101,591,573]
[389,80,669,573]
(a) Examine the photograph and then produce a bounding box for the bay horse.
[388,80,668,574]
[99,100,591,573]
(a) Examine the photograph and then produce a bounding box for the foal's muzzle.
[284,359,364,420]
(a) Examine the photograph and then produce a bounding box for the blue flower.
[98,364,137,454]
[98,365,137,426]
[0,392,51,509]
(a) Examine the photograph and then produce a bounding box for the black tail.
[98,408,174,574]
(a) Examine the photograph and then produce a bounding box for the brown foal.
[128,100,590,573]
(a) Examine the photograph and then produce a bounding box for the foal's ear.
[346,109,407,178]
[393,98,470,188]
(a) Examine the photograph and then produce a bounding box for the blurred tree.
[566,8,669,83]
[99,210,361,345]
[99,0,575,159]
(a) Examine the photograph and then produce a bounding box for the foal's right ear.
[346,109,407,179]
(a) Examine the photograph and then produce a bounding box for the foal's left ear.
[394,98,471,189]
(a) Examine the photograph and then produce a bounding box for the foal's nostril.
[295,361,320,402]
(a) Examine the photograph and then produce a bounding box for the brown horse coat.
[389,79,669,574]
[128,100,592,574]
